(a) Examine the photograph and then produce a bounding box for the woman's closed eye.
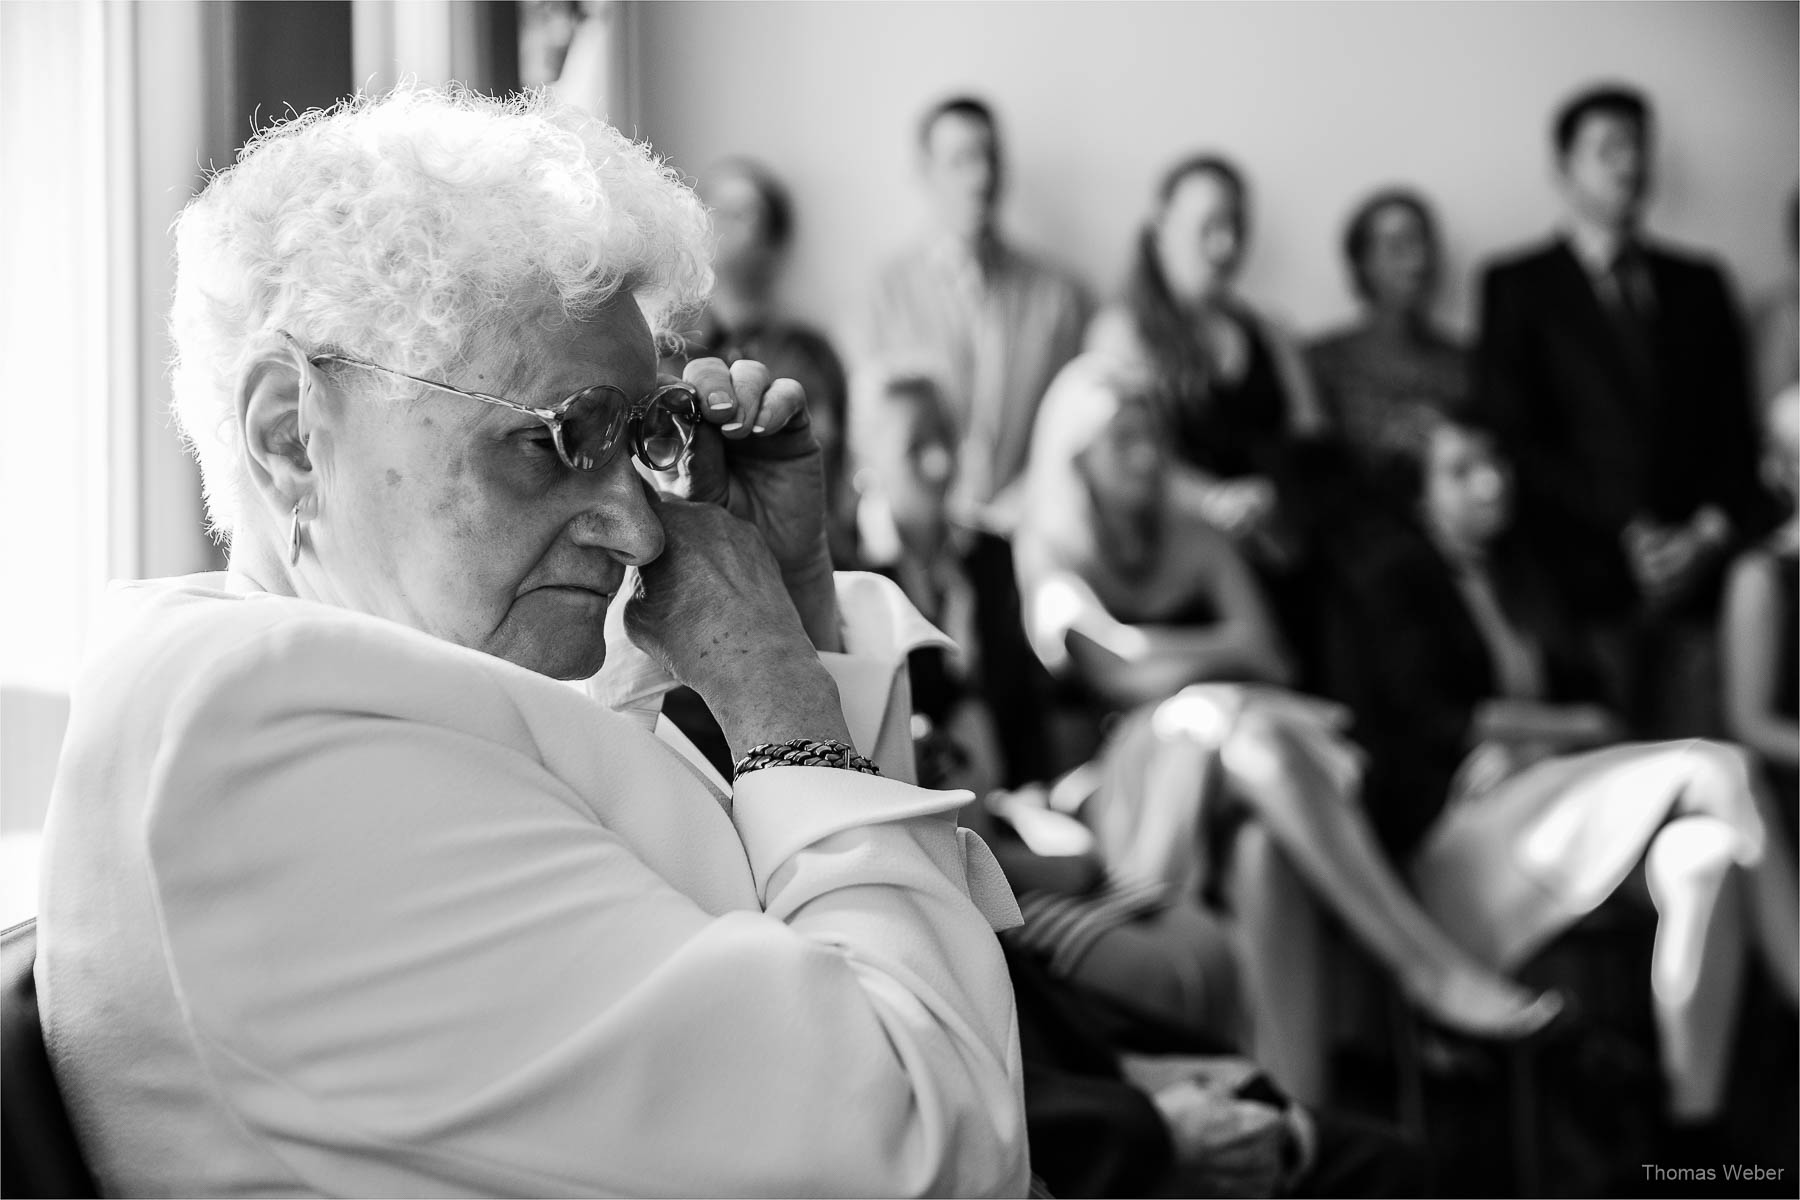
[506,424,569,479]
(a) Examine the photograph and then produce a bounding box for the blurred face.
[922,111,999,240]
[702,167,776,285]
[308,295,665,679]
[1421,423,1512,548]
[1360,202,1436,314]
[1154,170,1245,305]
[1560,111,1651,231]
[1078,401,1167,513]
[861,386,957,527]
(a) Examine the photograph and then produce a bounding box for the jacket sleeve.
[142,622,1028,1199]
[1692,261,1773,537]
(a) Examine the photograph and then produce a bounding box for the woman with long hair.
[1087,155,1327,579]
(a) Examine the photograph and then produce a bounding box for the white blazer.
[37,571,1027,1198]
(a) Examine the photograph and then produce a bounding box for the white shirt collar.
[1563,217,1632,278]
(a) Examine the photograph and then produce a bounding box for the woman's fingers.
[681,355,806,441]
[683,357,741,427]
[751,376,808,434]
[724,360,771,439]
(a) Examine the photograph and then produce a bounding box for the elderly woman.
[36,88,1027,1198]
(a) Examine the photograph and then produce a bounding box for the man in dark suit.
[1475,83,1769,736]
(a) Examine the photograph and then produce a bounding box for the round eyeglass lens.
[636,387,699,470]
[559,386,634,470]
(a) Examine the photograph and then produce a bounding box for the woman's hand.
[623,499,850,759]
[1471,698,1626,750]
[1152,1079,1292,1198]
[1195,476,1277,539]
[650,357,839,649]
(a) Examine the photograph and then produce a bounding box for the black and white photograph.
[2,2,1796,1197]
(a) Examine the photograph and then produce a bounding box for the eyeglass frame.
[277,332,704,473]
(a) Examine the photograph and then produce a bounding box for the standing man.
[866,96,1091,527]
[1475,83,1769,735]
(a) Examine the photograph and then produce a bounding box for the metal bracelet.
[733,738,881,780]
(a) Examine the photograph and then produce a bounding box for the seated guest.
[848,365,1057,790]
[1474,83,1770,736]
[1722,383,1800,837]
[1310,188,1467,469]
[837,369,1425,1196]
[849,365,1244,1056]
[1013,354,1562,1103]
[1006,943,1425,1200]
[1751,188,1798,407]
[36,88,1028,1198]
[865,95,1090,528]
[1333,401,1800,1128]
[1086,153,1327,572]
[666,157,857,565]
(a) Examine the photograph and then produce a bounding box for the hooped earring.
[288,501,304,566]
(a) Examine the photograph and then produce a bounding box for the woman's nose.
[570,459,665,567]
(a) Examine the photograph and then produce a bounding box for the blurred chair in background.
[2,918,97,1199]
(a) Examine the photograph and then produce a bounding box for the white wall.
[635,1,1799,347]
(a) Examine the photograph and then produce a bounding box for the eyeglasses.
[287,336,702,472]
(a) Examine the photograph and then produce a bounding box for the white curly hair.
[169,85,714,540]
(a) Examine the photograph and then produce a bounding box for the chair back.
[2,918,99,1198]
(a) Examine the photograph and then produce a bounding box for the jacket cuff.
[733,766,1022,932]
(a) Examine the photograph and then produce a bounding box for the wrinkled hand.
[1153,1078,1292,1198]
[649,357,839,649]
[622,499,849,756]
[651,357,829,576]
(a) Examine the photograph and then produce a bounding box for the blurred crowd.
[666,83,1800,1195]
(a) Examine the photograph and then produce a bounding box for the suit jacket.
[1475,236,1765,618]
[1330,525,1608,858]
[38,572,1027,1198]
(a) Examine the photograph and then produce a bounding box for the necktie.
[1602,246,1656,388]
[1607,247,1653,324]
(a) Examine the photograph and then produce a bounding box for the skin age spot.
[386,469,403,487]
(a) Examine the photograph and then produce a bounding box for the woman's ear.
[238,335,316,515]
